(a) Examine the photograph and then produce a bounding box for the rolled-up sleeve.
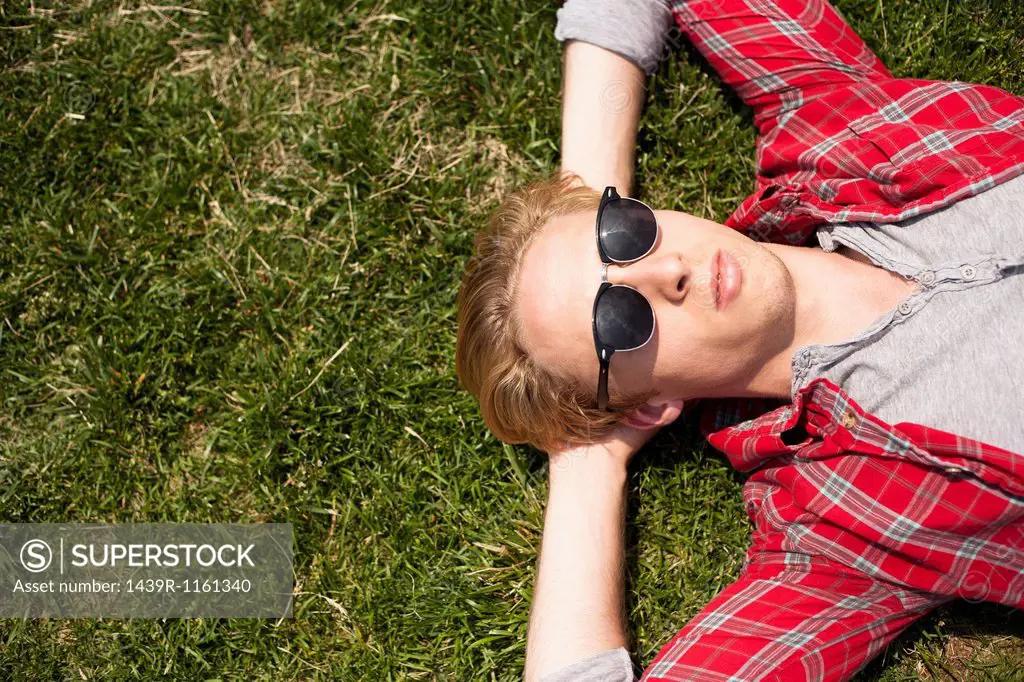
[554,0,673,75]
[539,647,636,682]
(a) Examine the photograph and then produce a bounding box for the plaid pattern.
[640,1,1024,680]
[670,0,1024,246]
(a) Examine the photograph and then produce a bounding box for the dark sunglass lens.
[595,286,655,351]
[599,199,657,262]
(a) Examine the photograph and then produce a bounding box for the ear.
[621,398,685,431]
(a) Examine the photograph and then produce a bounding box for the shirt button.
[840,410,857,428]
[897,301,913,315]
[945,466,965,475]
[920,271,936,285]
[960,265,977,280]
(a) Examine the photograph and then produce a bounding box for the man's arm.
[537,4,670,678]
[524,430,654,682]
[560,41,647,196]
[556,0,672,194]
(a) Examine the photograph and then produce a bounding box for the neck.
[740,243,912,400]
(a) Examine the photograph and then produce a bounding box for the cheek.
[652,313,751,382]
[662,230,710,262]
[658,325,714,367]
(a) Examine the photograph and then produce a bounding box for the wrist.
[548,445,629,484]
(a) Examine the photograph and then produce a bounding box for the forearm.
[560,41,646,196]
[524,447,630,682]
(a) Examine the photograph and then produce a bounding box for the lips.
[711,249,742,311]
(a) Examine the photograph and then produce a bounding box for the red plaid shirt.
[638,1,1024,680]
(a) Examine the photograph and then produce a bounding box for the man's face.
[515,208,797,404]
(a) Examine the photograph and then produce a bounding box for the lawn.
[1,0,1023,679]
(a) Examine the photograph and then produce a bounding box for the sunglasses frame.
[592,186,660,410]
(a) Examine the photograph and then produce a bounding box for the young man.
[456,1,1024,680]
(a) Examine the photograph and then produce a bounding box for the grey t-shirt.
[793,173,1024,454]
[538,647,635,682]
[554,0,671,75]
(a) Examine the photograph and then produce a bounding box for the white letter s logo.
[20,539,52,573]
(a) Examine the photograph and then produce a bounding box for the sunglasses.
[592,186,660,410]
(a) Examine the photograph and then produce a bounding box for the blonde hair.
[455,173,649,452]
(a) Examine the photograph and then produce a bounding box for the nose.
[607,253,690,303]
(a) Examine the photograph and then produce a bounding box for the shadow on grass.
[857,601,1024,681]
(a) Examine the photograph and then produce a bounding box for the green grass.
[1,0,1023,679]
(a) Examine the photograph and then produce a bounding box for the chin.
[728,255,796,352]
[753,267,796,337]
